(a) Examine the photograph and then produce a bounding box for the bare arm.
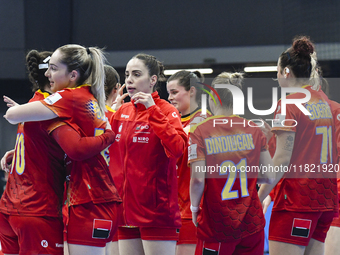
[257,119,273,142]
[257,150,275,184]
[190,160,206,225]
[258,130,295,202]
[4,101,57,124]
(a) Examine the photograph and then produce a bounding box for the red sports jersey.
[329,100,340,164]
[104,104,116,167]
[0,90,66,217]
[329,100,340,202]
[109,91,187,228]
[271,85,338,212]
[189,115,267,242]
[105,104,115,121]
[41,85,121,206]
[178,108,211,219]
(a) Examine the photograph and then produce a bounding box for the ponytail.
[86,47,106,117]
[57,44,106,117]
[26,50,53,92]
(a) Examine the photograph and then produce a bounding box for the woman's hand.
[1,149,15,173]
[257,119,273,142]
[131,92,155,109]
[192,211,198,227]
[105,119,112,131]
[262,195,272,214]
[3,96,19,108]
[113,84,129,111]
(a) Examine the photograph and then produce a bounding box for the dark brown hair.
[133,53,166,91]
[26,50,53,92]
[279,36,315,79]
[167,70,204,104]
[104,65,120,100]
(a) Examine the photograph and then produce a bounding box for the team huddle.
[0,35,339,255]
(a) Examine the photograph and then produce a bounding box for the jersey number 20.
[11,133,25,175]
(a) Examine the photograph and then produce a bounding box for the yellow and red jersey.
[41,85,121,206]
[189,115,267,242]
[177,108,212,219]
[271,85,338,212]
[329,100,340,202]
[105,104,115,121]
[0,90,66,217]
[109,92,187,228]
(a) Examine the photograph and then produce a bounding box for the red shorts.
[65,201,119,247]
[0,212,63,255]
[331,215,340,227]
[118,226,179,241]
[112,232,118,242]
[177,219,197,245]
[269,210,334,246]
[195,229,264,255]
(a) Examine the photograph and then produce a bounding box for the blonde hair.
[309,52,320,90]
[57,44,106,116]
[211,72,244,109]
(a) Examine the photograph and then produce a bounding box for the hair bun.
[292,36,314,57]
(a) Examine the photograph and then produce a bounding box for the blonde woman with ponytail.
[189,72,274,255]
[4,44,121,255]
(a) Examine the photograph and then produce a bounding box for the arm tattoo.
[283,135,294,151]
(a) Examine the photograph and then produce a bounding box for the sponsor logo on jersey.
[44,92,62,105]
[291,218,311,238]
[172,112,178,118]
[188,144,197,160]
[132,136,149,143]
[272,114,288,128]
[136,125,149,130]
[135,124,150,134]
[337,113,340,121]
[55,243,64,247]
[92,219,112,239]
[41,240,48,248]
[119,123,123,132]
[115,134,121,142]
[202,242,220,255]
[121,114,129,119]
[191,116,205,126]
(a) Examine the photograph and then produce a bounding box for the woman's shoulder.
[114,101,134,115]
[155,98,177,112]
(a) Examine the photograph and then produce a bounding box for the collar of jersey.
[213,114,240,118]
[106,104,115,113]
[36,89,51,98]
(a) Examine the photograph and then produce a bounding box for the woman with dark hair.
[109,53,187,255]
[3,45,121,254]
[258,36,338,255]
[167,70,211,255]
